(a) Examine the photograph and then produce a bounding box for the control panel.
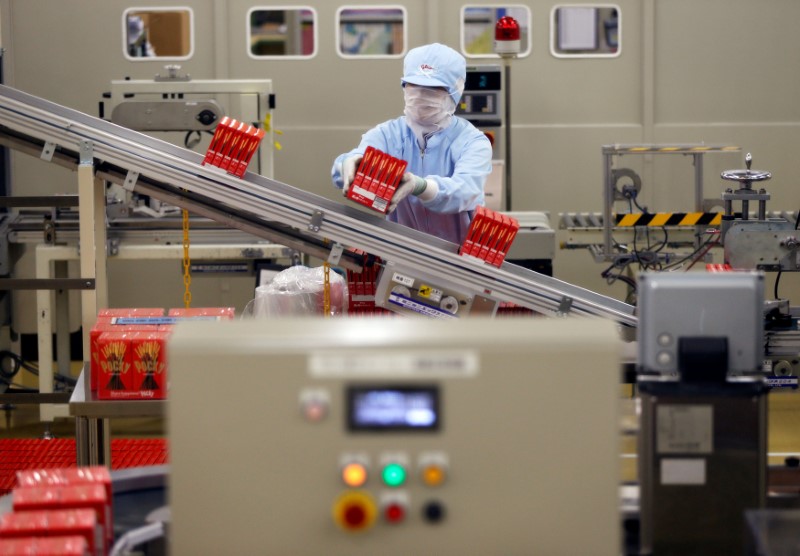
[168,317,621,555]
[456,65,503,158]
[373,261,498,318]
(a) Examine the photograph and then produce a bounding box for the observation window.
[248,7,317,58]
[550,5,621,58]
[123,7,194,60]
[461,6,531,58]
[336,6,407,58]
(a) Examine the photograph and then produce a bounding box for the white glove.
[388,172,436,213]
[341,155,362,195]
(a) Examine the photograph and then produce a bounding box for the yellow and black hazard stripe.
[614,212,722,227]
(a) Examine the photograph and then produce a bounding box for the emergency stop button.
[332,491,377,533]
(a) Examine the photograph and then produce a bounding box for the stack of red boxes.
[459,206,520,268]
[0,466,113,555]
[0,535,89,555]
[345,251,392,316]
[90,307,235,400]
[346,146,408,214]
[706,263,733,272]
[0,511,95,555]
[202,116,265,178]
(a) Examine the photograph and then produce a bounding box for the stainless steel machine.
[168,317,622,555]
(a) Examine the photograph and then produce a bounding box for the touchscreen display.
[347,386,439,432]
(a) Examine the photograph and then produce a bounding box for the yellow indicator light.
[422,464,446,487]
[342,462,368,487]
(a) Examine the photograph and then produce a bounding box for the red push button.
[384,502,406,524]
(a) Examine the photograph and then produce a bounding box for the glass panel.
[551,5,621,58]
[124,8,193,60]
[248,7,317,58]
[336,6,406,58]
[461,6,531,58]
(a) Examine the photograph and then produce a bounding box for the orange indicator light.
[342,462,368,487]
[422,464,446,487]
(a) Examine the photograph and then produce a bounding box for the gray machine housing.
[637,271,765,377]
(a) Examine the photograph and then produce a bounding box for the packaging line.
[0,84,636,325]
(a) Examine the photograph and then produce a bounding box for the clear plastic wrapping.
[244,266,348,318]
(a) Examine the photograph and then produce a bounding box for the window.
[123,7,194,60]
[248,6,317,59]
[336,6,406,58]
[461,6,531,58]
[550,5,621,58]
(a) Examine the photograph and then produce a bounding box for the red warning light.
[495,16,520,41]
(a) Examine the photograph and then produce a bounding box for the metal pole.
[503,59,512,211]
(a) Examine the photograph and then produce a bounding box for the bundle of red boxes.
[706,263,733,272]
[346,146,408,214]
[90,307,235,400]
[459,206,520,268]
[0,466,113,556]
[345,251,392,316]
[202,116,265,178]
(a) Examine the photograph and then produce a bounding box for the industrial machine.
[0,81,636,333]
[168,317,622,555]
[0,74,290,423]
[637,271,767,555]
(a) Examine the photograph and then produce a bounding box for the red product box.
[346,147,408,214]
[0,510,100,556]
[95,331,134,400]
[129,331,169,400]
[460,206,489,258]
[96,308,164,318]
[219,121,246,172]
[477,210,502,261]
[203,116,232,165]
[89,319,114,392]
[459,207,519,266]
[90,309,164,391]
[493,214,519,267]
[0,536,89,556]
[16,467,112,508]
[167,307,235,320]
[233,127,265,177]
[12,485,110,554]
[91,324,159,392]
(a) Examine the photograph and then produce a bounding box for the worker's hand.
[341,155,363,195]
[388,172,430,213]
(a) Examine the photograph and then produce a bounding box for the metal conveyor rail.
[0,84,636,325]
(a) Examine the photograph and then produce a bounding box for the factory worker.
[331,43,493,244]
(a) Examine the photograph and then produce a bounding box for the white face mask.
[403,85,456,147]
[403,85,454,126]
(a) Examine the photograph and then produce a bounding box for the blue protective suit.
[332,116,493,244]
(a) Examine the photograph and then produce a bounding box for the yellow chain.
[182,208,192,308]
[323,262,331,317]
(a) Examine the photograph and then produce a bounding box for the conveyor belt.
[0,84,636,325]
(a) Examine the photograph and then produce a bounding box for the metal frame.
[601,144,741,260]
[0,84,635,325]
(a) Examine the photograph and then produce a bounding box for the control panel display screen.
[465,70,501,91]
[347,386,440,432]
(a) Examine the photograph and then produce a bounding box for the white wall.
[1,0,799,313]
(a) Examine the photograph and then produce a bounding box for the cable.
[661,231,719,271]
[0,350,76,387]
